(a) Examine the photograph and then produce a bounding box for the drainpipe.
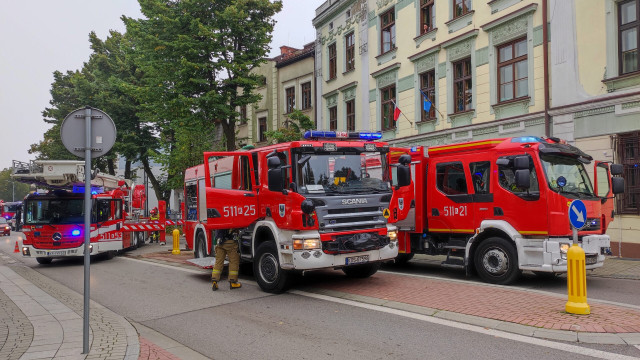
[543,0,551,137]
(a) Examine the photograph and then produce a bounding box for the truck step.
[444,246,466,250]
[441,258,464,269]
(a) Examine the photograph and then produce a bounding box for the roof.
[273,42,315,68]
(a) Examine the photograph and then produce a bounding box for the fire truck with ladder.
[11,160,166,264]
[391,136,625,284]
[183,131,412,293]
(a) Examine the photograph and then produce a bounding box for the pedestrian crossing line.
[291,290,639,360]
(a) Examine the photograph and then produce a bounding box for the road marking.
[291,290,638,360]
[635,345,640,351]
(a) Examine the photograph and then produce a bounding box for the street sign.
[60,107,116,158]
[569,199,587,229]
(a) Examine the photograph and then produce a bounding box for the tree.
[0,168,30,202]
[264,110,314,143]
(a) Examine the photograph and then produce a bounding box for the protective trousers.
[211,240,240,282]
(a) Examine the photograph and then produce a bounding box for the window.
[286,87,295,113]
[381,85,396,131]
[497,154,540,199]
[469,161,490,194]
[453,58,472,113]
[346,32,355,72]
[346,100,355,131]
[453,0,471,18]
[420,70,436,121]
[240,105,247,123]
[421,0,435,34]
[329,43,337,80]
[301,82,312,109]
[258,117,267,142]
[329,106,338,131]
[619,0,640,75]
[381,9,396,54]
[617,132,640,214]
[436,162,468,195]
[498,38,528,102]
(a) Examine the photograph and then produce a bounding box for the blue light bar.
[71,229,81,236]
[72,185,104,194]
[303,131,383,141]
[511,136,544,143]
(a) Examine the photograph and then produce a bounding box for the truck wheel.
[194,232,208,258]
[395,253,415,265]
[254,241,290,293]
[474,237,520,285]
[342,263,381,278]
[36,258,52,265]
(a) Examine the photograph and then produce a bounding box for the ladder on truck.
[11,160,121,190]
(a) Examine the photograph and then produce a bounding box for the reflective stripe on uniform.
[229,271,238,275]
[212,269,221,274]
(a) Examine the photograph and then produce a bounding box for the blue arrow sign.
[569,199,587,229]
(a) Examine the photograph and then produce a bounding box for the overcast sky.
[0,0,324,171]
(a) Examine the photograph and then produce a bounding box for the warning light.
[303,131,383,140]
[71,229,81,236]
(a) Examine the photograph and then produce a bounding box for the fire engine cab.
[392,136,624,284]
[12,160,164,264]
[183,131,410,293]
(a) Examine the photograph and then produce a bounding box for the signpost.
[565,199,590,315]
[60,107,116,354]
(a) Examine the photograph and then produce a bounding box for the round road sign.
[60,107,116,158]
[568,199,587,229]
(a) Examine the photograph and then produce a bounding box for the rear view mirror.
[397,165,411,188]
[610,164,623,176]
[515,169,530,189]
[514,156,529,170]
[612,177,625,195]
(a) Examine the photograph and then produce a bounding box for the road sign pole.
[83,107,91,354]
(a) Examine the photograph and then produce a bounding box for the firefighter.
[211,229,242,291]
[149,207,159,244]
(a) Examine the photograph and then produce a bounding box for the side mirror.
[610,164,623,176]
[514,156,529,170]
[397,165,411,188]
[515,169,530,189]
[268,168,284,192]
[612,177,625,195]
[398,154,412,166]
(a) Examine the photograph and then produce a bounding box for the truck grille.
[320,206,385,232]
[322,232,390,254]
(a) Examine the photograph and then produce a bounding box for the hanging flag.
[393,101,402,122]
[419,89,432,112]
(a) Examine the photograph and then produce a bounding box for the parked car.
[0,218,10,236]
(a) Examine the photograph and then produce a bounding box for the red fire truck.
[1,200,22,230]
[392,136,624,284]
[183,131,411,293]
[12,160,165,264]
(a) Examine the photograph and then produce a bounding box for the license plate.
[585,255,597,265]
[47,251,66,256]
[345,255,369,265]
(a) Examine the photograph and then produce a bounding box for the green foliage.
[264,109,314,143]
[0,168,30,202]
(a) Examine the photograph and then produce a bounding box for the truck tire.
[195,232,207,258]
[395,253,415,265]
[342,263,381,278]
[254,241,290,293]
[36,258,52,265]
[474,237,520,285]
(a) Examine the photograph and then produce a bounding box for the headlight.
[388,230,398,241]
[560,243,570,254]
[293,238,321,250]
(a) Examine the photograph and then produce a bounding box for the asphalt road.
[2,232,640,360]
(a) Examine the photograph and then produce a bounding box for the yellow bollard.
[565,244,590,314]
[171,229,181,255]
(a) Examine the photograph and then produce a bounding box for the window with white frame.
[381,8,396,54]
[286,87,295,113]
[345,32,355,72]
[619,0,640,75]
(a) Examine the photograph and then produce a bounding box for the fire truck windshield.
[24,199,85,225]
[3,204,20,212]
[297,152,391,195]
[540,153,595,198]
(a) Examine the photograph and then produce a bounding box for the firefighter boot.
[211,280,219,291]
[230,280,242,290]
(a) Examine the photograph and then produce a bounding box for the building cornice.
[408,45,441,62]
[480,3,538,30]
[440,29,479,48]
[549,90,640,116]
[371,62,401,78]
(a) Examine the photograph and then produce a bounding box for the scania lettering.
[392,137,624,284]
[12,160,166,264]
[183,131,410,293]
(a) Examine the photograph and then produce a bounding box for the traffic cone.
[14,241,19,253]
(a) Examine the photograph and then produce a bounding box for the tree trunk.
[221,118,236,151]
[107,158,115,175]
[124,160,131,180]
[141,156,170,204]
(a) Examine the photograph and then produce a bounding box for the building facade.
[313,0,640,257]
[240,43,316,147]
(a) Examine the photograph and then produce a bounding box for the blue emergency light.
[72,185,104,194]
[511,136,544,143]
[303,131,383,140]
[71,229,81,236]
